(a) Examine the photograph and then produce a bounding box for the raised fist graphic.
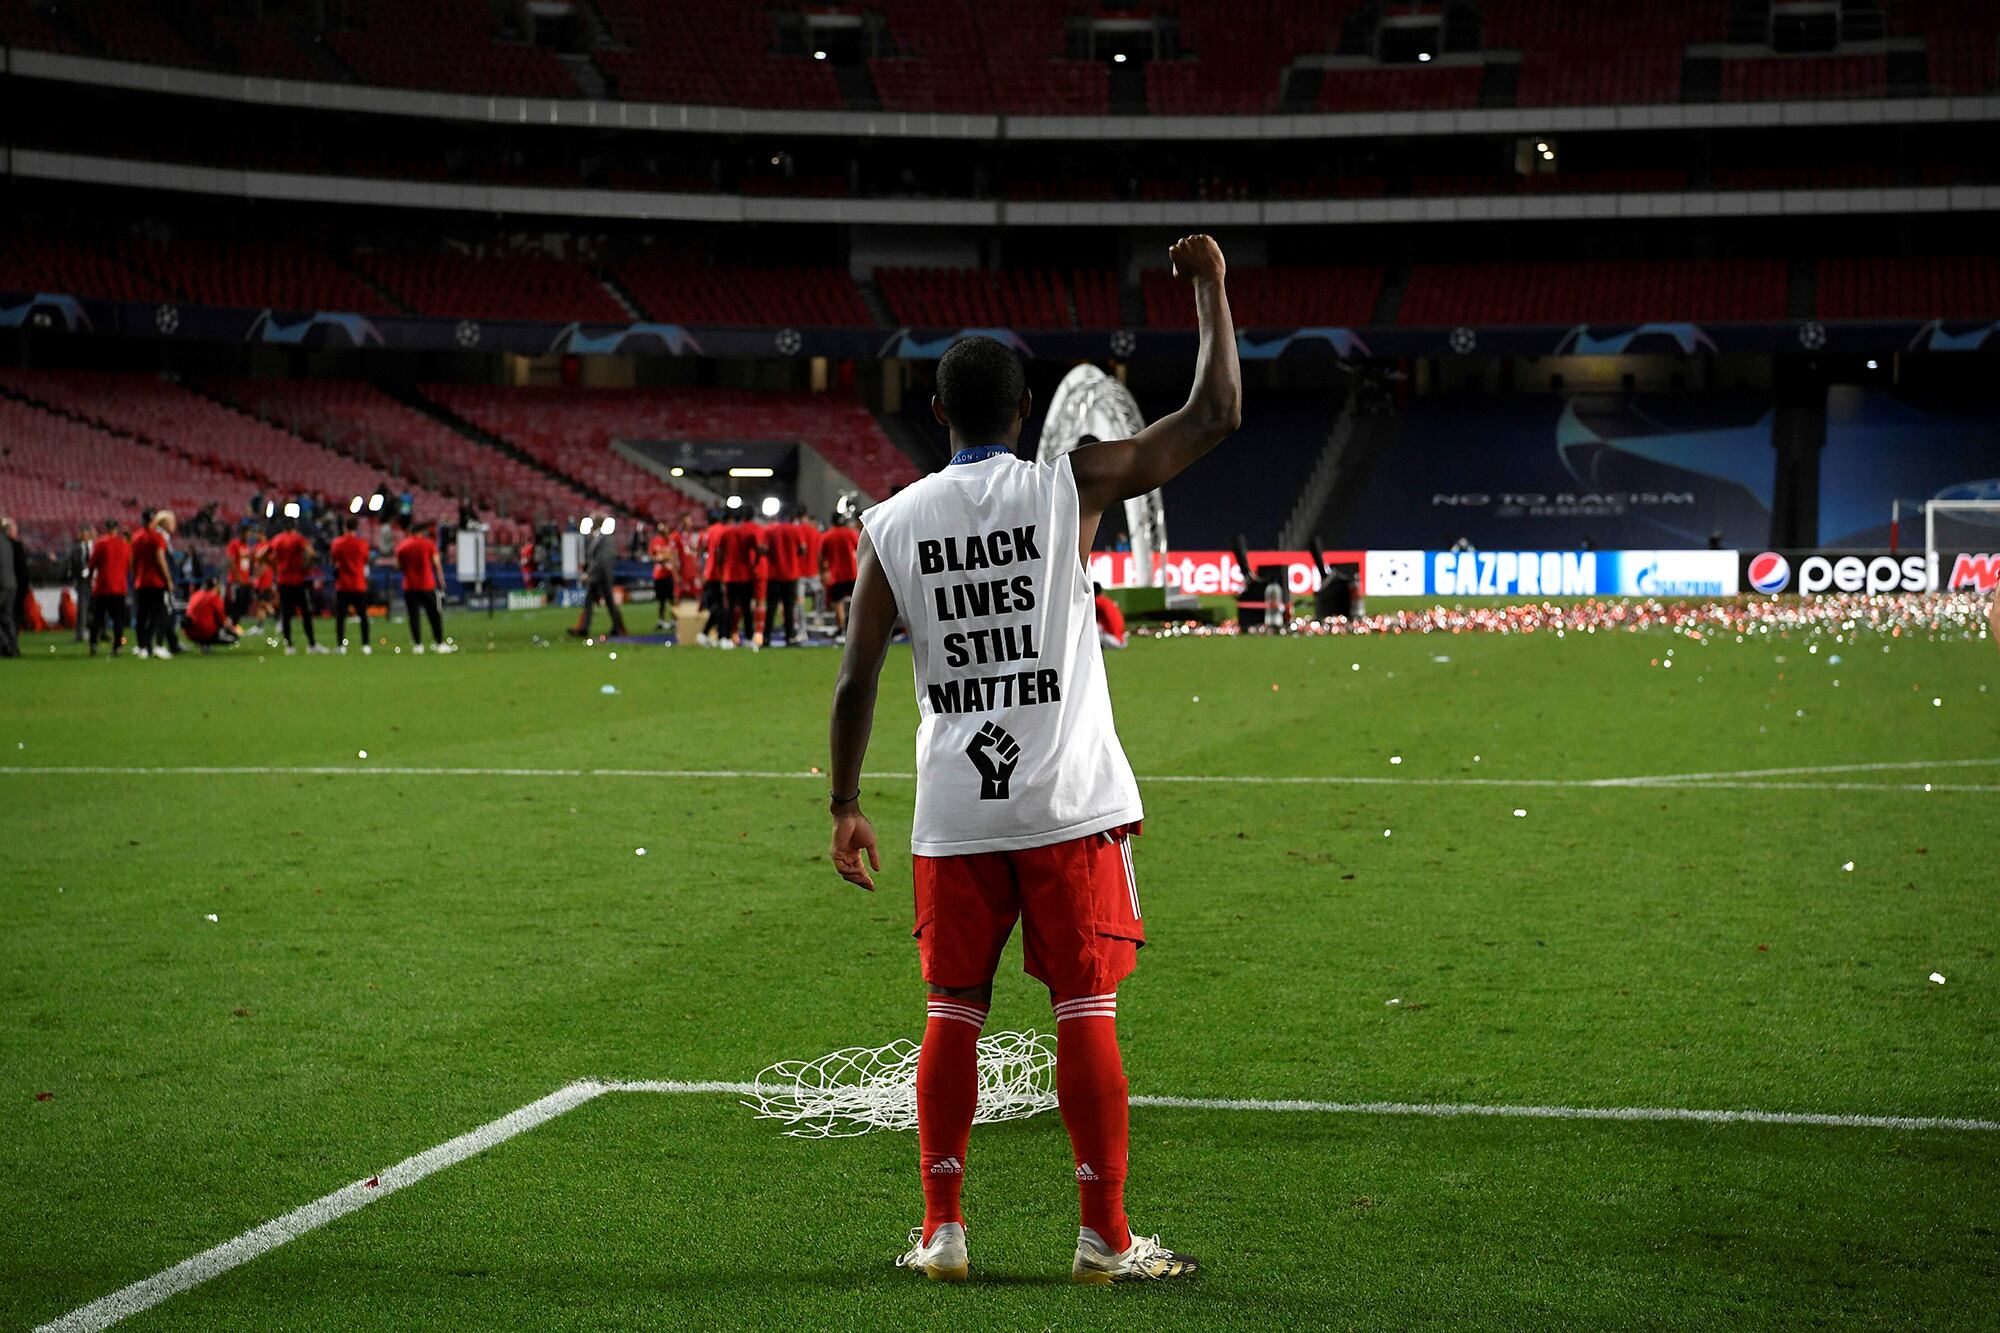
[965,721,1022,800]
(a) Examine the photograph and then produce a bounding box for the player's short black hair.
[936,336,1025,444]
[344,515,359,532]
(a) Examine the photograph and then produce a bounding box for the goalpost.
[1924,499,2000,591]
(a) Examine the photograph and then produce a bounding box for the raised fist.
[1168,234,1226,284]
[965,721,1022,800]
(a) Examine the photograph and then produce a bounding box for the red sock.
[917,994,986,1235]
[1054,992,1131,1253]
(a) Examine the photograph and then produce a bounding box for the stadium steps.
[1117,279,1147,332]
[341,260,416,316]
[857,278,896,328]
[1278,390,1358,551]
[598,274,642,322]
[1295,388,1402,549]
[561,52,611,100]
[1371,261,1409,326]
[878,410,948,474]
[1788,255,1818,319]
[394,387,629,516]
[832,59,883,111]
[1279,65,1322,112]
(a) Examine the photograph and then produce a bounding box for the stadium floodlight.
[670,467,685,477]
[813,49,827,60]
[726,495,743,509]
[1113,52,1128,63]
[265,501,276,518]
[1866,359,1880,370]
[283,502,301,519]
[368,493,384,512]
[1417,51,1432,61]
[729,466,775,478]
[601,517,615,535]
[1536,141,1549,151]
[760,496,782,517]
[349,496,364,514]
[580,516,595,535]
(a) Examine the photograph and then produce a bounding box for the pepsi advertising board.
[1364,550,1738,598]
[1742,550,2000,595]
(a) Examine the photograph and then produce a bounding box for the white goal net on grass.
[1926,499,2000,589]
[743,1031,1058,1137]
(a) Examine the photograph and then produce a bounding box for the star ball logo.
[1748,551,1791,594]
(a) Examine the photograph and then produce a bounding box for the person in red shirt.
[648,523,679,631]
[86,520,134,656]
[700,509,729,645]
[818,512,861,643]
[518,535,537,591]
[224,524,255,622]
[391,514,451,652]
[128,510,178,659]
[1094,583,1128,650]
[717,510,762,646]
[678,513,702,605]
[328,515,373,654]
[180,579,241,650]
[264,521,324,654]
[762,504,808,647]
[251,530,277,621]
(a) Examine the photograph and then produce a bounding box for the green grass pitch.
[4,604,1997,1331]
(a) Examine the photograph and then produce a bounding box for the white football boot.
[894,1222,968,1282]
[1071,1228,1200,1284]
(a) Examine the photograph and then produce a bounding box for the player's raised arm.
[827,530,897,891]
[1069,234,1240,525]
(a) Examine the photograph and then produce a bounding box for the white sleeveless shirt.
[864,451,1143,855]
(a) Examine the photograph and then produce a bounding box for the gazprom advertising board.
[1364,550,1739,598]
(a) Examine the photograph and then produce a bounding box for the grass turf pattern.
[4,605,1996,1330]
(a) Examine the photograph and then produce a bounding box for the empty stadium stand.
[1144,267,1383,330]
[3,0,1993,113]
[1816,256,2000,320]
[210,380,599,535]
[612,261,869,328]
[354,250,626,324]
[1398,259,1789,326]
[877,268,1109,332]
[0,368,468,526]
[423,385,917,510]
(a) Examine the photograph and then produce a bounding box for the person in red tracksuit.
[819,512,861,644]
[678,512,702,609]
[700,509,729,645]
[717,511,761,646]
[762,503,807,647]
[264,520,323,654]
[329,515,373,653]
[180,580,241,649]
[87,521,133,656]
[648,524,679,631]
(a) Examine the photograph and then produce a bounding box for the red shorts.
[913,823,1144,996]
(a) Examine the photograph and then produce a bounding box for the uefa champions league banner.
[1362,550,1740,598]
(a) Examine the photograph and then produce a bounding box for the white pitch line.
[35,1077,2000,1333]
[1607,757,2000,785]
[33,1080,608,1333]
[3,762,1996,795]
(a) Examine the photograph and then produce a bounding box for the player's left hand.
[831,811,881,891]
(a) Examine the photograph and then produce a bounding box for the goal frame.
[1925,499,2000,589]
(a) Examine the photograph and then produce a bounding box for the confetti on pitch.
[365,1176,379,1189]
[1389,755,1402,765]
[357,749,368,760]
[1386,997,1402,1006]
[635,847,648,857]
[600,684,620,695]
[204,913,219,923]
[1930,972,1947,985]
[1513,808,1527,818]
[1383,829,1392,838]
[1842,861,1854,872]
[609,651,619,661]
[1932,697,1942,707]
[35,1092,53,1102]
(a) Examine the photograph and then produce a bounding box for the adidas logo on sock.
[1075,1162,1099,1182]
[929,1157,964,1175]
